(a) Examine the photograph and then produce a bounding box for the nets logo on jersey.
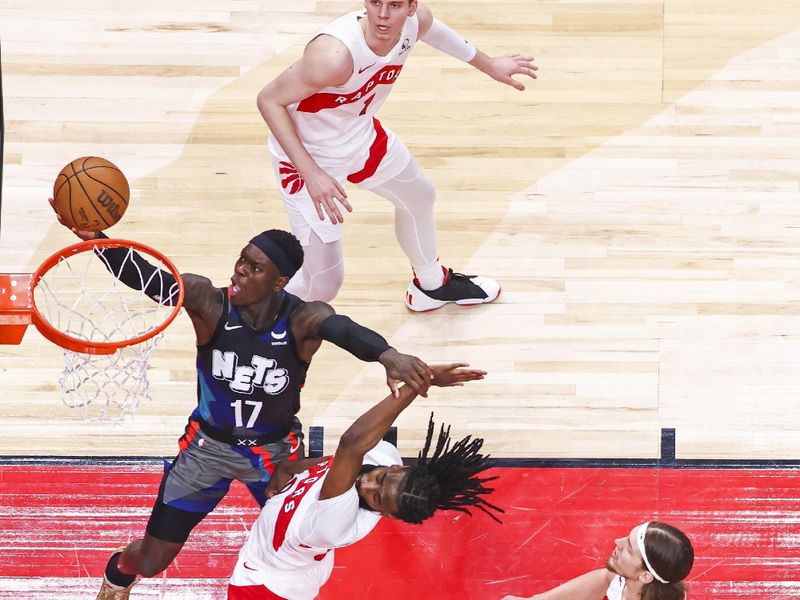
[212,350,289,395]
[279,161,305,195]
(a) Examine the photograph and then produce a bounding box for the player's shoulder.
[302,34,354,83]
[289,300,335,335]
[585,568,616,585]
[182,272,214,289]
[182,274,221,303]
[603,570,623,596]
[415,2,433,34]
[291,300,334,320]
[181,275,224,320]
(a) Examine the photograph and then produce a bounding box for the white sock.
[414,261,445,290]
[369,160,446,291]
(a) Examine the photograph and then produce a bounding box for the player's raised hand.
[378,348,434,398]
[431,363,487,387]
[305,167,352,224]
[47,197,99,241]
[479,53,538,91]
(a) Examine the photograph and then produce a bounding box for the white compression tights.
[370,159,443,289]
[283,234,344,302]
[285,160,443,301]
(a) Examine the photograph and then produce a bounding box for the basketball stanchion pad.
[307,426,399,458]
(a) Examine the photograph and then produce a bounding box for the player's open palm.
[431,363,487,387]
[47,197,98,241]
[305,167,352,224]
[487,54,538,91]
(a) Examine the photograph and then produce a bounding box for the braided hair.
[395,413,504,524]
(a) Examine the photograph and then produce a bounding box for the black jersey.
[192,290,309,437]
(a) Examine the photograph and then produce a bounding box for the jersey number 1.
[359,94,375,116]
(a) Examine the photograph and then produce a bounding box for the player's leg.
[97,484,215,597]
[115,535,184,578]
[270,154,348,302]
[361,133,501,311]
[283,232,344,302]
[97,425,234,597]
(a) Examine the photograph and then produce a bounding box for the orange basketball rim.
[0,238,185,355]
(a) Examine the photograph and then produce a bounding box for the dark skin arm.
[319,363,486,501]
[180,275,226,345]
[289,301,435,397]
[287,301,331,363]
[49,198,225,345]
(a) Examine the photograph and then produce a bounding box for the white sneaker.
[405,268,501,312]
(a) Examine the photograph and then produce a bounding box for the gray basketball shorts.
[146,417,304,543]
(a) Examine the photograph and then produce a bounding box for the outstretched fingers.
[431,363,487,387]
[316,194,343,224]
[447,367,486,386]
[511,56,538,81]
[48,197,96,240]
[309,173,352,224]
[415,357,435,382]
[334,180,352,213]
[493,54,539,91]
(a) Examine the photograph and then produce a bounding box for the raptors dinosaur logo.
[279,161,305,194]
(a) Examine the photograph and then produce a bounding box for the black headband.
[249,232,298,278]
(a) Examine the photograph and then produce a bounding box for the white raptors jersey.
[604,574,625,600]
[269,9,419,161]
[230,441,402,599]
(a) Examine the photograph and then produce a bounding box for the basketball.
[52,156,130,231]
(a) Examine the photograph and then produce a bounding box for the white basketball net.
[59,335,162,422]
[33,241,181,423]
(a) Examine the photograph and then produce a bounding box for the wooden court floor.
[1,0,800,461]
[1,1,800,596]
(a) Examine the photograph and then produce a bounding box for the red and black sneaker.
[405,268,501,312]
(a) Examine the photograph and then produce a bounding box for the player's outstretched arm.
[48,196,104,242]
[320,363,486,501]
[416,2,538,91]
[468,51,538,91]
[256,35,354,224]
[501,569,614,600]
[48,196,221,341]
[291,302,435,397]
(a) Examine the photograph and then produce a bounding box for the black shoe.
[405,268,501,311]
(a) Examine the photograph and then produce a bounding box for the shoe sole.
[405,286,502,312]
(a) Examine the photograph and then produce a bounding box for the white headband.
[637,522,669,584]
